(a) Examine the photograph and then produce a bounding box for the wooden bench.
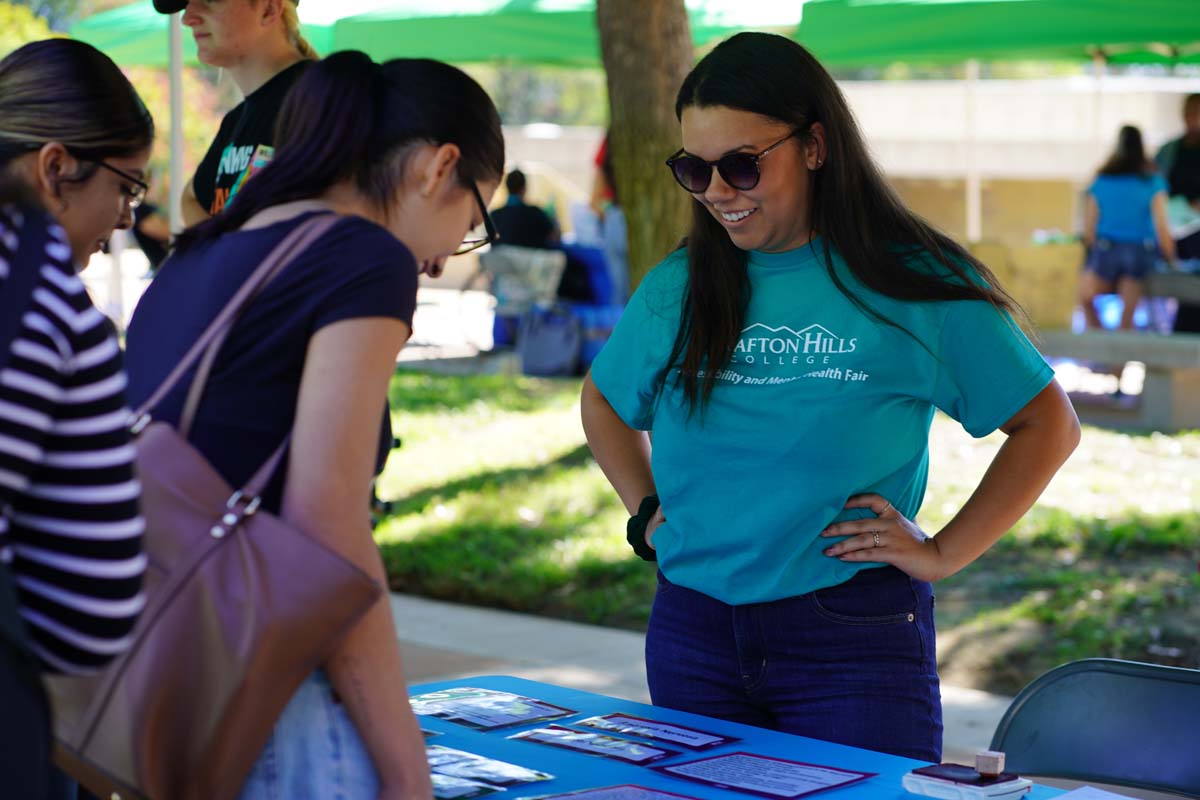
[1038,329,1200,432]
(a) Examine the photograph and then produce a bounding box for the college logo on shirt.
[707,322,868,386]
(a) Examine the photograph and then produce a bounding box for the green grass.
[376,368,1200,695]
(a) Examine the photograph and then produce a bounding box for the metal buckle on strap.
[211,491,262,539]
[225,490,262,517]
[130,413,152,435]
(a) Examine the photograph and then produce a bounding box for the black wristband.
[626,494,660,562]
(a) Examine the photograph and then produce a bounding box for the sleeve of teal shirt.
[1151,173,1169,196]
[930,300,1056,438]
[589,252,687,430]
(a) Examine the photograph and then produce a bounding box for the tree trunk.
[596,0,693,289]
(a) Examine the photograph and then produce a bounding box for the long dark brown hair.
[666,32,1022,413]
[1098,125,1155,177]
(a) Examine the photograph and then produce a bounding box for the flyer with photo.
[523,785,701,800]
[409,686,576,730]
[651,752,875,799]
[432,772,500,800]
[510,724,682,765]
[575,713,738,750]
[427,744,554,787]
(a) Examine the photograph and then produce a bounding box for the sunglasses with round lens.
[665,129,804,194]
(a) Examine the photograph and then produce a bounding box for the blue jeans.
[646,565,942,762]
[1086,238,1156,282]
[238,671,379,800]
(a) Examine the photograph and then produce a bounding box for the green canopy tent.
[796,0,1200,67]
[70,0,801,230]
[793,0,1200,240]
[70,0,800,69]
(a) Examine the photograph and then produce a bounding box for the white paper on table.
[1053,788,1146,800]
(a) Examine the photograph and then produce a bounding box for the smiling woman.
[0,39,155,264]
[581,31,1081,765]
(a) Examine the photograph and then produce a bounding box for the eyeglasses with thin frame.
[665,129,805,194]
[86,159,149,211]
[7,143,150,210]
[453,182,500,256]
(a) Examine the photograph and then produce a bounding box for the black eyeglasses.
[453,182,499,256]
[666,129,804,194]
[87,159,149,210]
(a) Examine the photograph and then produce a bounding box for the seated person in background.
[1080,125,1174,330]
[492,168,596,304]
[133,200,171,275]
[491,168,558,249]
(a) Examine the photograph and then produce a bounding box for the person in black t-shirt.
[491,168,559,249]
[152,0,318,223]
[132,201,170,273]
[1156,93,1200,331]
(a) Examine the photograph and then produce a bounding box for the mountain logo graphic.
[736,322,857,356]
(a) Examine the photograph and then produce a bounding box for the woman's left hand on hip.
[820,493,947,582]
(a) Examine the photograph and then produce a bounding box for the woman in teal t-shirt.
[1080,124,1176,330]
[582,33,1080,763]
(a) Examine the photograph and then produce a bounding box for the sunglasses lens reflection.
[671,157,711,192]
[718,154,761,190]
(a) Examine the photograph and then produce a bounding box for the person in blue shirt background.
[1080,125,1175,330]
[581,32,1080,764]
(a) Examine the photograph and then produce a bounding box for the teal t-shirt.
[590,239,1055,605]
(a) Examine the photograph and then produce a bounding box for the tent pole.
[965,58,982,243]
[1092,50,1107,165]
[169,14,184,235]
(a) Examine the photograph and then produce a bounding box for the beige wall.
[892,177,1082,245]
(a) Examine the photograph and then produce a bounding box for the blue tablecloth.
[409,675,1065,799]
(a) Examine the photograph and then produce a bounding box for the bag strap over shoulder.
[132,212,340,430]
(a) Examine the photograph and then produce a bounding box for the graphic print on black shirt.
[192,61,309,216]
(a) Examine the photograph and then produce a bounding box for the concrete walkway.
[390,592,1012,765]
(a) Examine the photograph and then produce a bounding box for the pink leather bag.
[46,214,382,800]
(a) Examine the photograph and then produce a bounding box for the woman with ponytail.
[154,0,319,223]
[125,51,504,798]
[583,32,1080,762]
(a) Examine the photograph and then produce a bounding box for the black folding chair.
[991,658,1200,798]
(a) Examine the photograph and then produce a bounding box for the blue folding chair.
[990,658,1200,798]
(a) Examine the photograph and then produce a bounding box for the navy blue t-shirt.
[125,212,418,513]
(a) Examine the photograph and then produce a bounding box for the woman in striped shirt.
[0,39,151,794]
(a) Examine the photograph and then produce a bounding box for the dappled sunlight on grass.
[376,371,1200,693]
[923,414,1200,527]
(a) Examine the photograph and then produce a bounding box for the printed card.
[427,744,554,787]
[575,713,738,750]
[410,686,575,730]
[432,772,500,799]
[652,752,875,799]
[510,724,681,765]
[522,785,701,800]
